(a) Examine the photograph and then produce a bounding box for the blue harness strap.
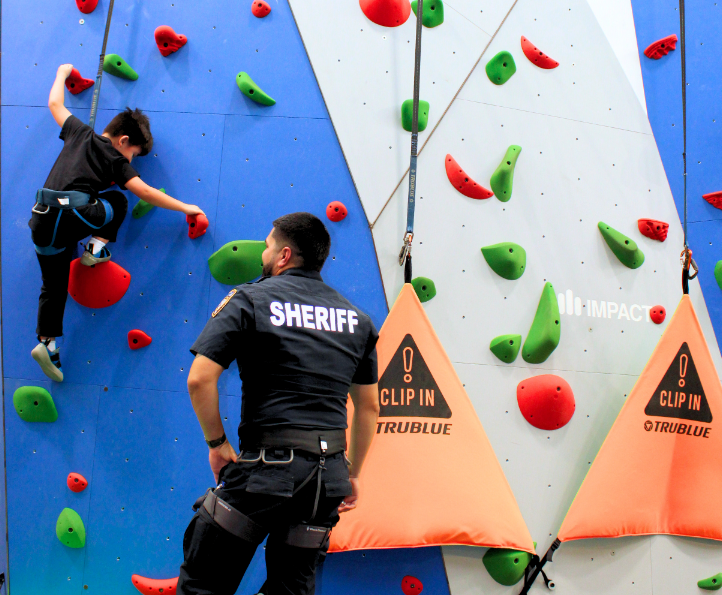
[36,188,91,209]
[34,210,66,256]
[72,197,114,229]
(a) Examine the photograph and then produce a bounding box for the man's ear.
[118,134,130,147]
[279,246,293,268]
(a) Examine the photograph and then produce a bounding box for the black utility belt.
[242,428,346,457]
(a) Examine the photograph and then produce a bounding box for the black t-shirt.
[191,268,379,443]
[43,115,139,195]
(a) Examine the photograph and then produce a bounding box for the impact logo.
[376,334,452,436]
[643,342,712,438]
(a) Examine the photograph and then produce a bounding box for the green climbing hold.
[598,222,645,269]
[103,54,138,81]
[401,99,430,132]
[411,277,436,303]
[485,51,517,85]
[489,334,522,363]
[236,72,276,106]
[481,242,526,280]
[483,546,533,586]
[56,508,86,549]
[522,282,560,364]
[132,188,163,219]
[714,261,722,290]
[13,386,58,422]
[699,573,722,591]
[490,145,521,202]
[411,0,444,27]
[208,240,265,285]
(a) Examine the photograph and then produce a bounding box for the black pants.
[178,451,351,595]
[30,191,127,337]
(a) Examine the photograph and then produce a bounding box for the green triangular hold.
[699,573,722,591]
[401,99,430,132]
[483,544,534,586]
[485,50,517,85]
[13,386,58,422]
[208,240,265,285]
[236,72,276,106]
[56,508,86,549]
[714,261,722,290]
[490,334,522,363]
[481,242,526,280]
[522,282,560,364]
[410,277,436,303]
[411,0,444,27]
[103,54,138,81]
[598,222,645,269]
[490,145,521,202]
[132,188,163,219]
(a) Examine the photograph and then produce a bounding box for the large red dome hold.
[359,0,411,27]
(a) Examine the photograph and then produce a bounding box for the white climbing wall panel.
[291,0,722,593]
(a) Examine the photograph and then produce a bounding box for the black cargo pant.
[29,191,128,337]
[178,450,352,595]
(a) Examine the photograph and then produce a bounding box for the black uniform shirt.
[191,268,379,443]
[44,115,139,195]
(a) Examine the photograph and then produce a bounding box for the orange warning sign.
[559,295,722,542]
[329,284,534,553]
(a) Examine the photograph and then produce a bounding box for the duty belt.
[244,428,346,456]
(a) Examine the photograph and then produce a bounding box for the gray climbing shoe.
[31,340,64,382]
[80,245,112,266]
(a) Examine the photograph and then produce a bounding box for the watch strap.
[206,433,227,449]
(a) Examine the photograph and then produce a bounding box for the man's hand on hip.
[338,477,360,513]
[209,441,238,483]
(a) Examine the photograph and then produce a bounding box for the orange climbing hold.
[638,218,669,242]
[359,0,411,27]
[68,260,131,309]
[187,214,209,239]
[131,575,178,595]
[517,375,575,430]
[251,0,271,17]
[644,34,677,59]
[445,154,493,200]
[326,201,348,222]
[703,191,722,210]
[154,26,187,57]
[67,473,88,493]
[128,330,152,350]
[76,0,98,14]
[520,36,559,69]
[65,68,94,95]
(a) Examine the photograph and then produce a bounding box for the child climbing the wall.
[29,63,206,383]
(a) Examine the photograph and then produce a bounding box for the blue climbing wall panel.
[0,0,451,593]
[630,0,722,349]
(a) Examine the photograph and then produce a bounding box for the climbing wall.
[290,0,722,593]
[0,1,391,593]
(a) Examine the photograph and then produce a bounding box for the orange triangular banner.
[559,295,722,542]
[329,285,534,553]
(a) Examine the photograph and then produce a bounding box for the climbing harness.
[88,0,115,130]
[398,0,424,284]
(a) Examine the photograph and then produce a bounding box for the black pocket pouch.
[246,473,295,497]
[324,479,353,498]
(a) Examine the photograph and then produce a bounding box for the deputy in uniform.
[178,212,380,595]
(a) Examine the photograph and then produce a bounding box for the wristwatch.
[206,433,227,449]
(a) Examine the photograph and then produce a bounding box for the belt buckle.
[261,448,294,465]
[239,450,262,463]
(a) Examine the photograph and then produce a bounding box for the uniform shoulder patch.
[212,289,238,318]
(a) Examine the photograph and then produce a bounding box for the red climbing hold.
[650,306,666,325]
[251,0,271,17]
[637,218,669,242]
[68,260,131,309]
[520,36,559,69]
[128,330,152,350]
[517,375,575,431]
[187,214,209,239]
[154,26,187,57]
[131,575,178,595]
[76,0,98,14]
[359,0,411,27]
[326,201,348,222]
[67,473,88,493]
[401,576,424,595]
[445,154,493,200]
[65,68,94,95]
[703,191,722,210]
[644,34,677,59]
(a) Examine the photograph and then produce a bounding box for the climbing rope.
[398,0,424,284]
[88,0,115,130]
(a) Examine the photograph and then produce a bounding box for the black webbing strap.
[251,428,346,455]
[518,538,561,595]
[201,490,267,544]
[280,523,331,549]
[89,0,115,130]
[679,0,690,294]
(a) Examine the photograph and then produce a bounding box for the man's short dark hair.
[272,212,331,272]
[103,107,153,156]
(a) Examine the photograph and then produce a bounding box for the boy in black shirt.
[30,64,206,382]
